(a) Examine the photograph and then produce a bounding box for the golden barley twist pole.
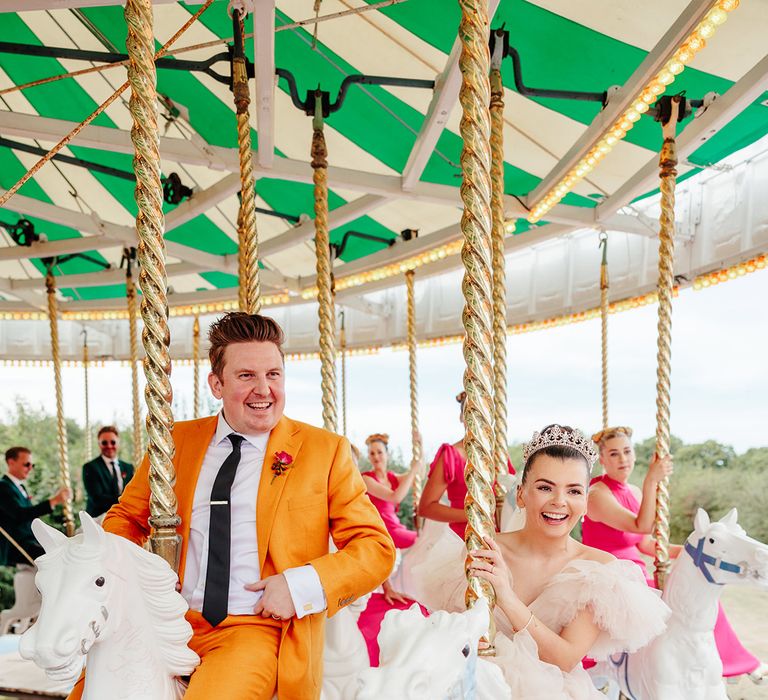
[125,0,180,571]
[339,311,347,436]
[599,233,609,431]
[233,9,260,314]
[489,58,508,531]
[312,106,337,433]
[458,0,496,651]
[125,259,143,468]
[82,333,92,462]
[405,270,424,530]
[45,272,75,537]
[653,100,680,591]
[193,314,201,420]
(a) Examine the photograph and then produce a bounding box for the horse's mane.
[108,535,199,676]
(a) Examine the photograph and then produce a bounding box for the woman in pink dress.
[361,433,417,549]
[358,433,424,664]
[583,425,765,681]
[419,392,514,537]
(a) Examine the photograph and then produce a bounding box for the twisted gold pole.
[458,0,496,651]
[312,111,337,433]
[339,311,347,436]
[45,272,75,537]
[82,334,92,462]
[232,9,260,314]
[125,0,180,571]
[489,62,508,531]
[653,102,680,591]
[193,314,201,420]
[405,270,424,530]
[126,259,143,468]
[599,234,609,431]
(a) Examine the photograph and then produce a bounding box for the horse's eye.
[709,538,715,544]
[461,644,471,658]
[95,577,105,587]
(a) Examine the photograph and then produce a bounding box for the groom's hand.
[247,574,296,620]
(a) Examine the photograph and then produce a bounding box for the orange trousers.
[67,612,283,700]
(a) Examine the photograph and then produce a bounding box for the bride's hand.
[468,536,515,603]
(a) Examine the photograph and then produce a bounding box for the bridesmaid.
[583,426,765,681]
[419,391,514,537]
[361,433,417,549]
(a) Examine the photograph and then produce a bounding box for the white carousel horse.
[596,508,768,700]
[356,599,511,700]
[19,513,199,700]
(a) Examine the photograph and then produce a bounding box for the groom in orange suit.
[67,312,395,700]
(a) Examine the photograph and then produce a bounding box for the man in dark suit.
[82,425,134,518]
[0,446,70,565]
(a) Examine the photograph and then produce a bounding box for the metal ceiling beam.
[597,52,768,220]
[0,235,110,262]
[253,0,276,169]
[401,0,501,191]
[0,111,596,224]
[526,0,716,208]
[261,194,389,257]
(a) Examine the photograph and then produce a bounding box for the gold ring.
[271,614,281,620]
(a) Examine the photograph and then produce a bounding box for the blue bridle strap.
[684,537,742,585]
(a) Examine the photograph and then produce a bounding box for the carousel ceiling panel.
[0,0,766,321]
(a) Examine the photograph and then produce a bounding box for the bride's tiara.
[523,425,599,468]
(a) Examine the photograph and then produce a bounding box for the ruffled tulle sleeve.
[531,559,670,660]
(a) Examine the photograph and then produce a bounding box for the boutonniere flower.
[271,451,294,484]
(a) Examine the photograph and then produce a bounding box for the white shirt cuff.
[283,565,327,619]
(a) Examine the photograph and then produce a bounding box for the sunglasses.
[100,440,117,446]
[22,462,35,468]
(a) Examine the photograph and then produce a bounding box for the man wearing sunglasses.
[82,426,134,518]
[0,446,70,565]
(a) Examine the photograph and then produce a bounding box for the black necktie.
[111,461,120,493]
[202,433,245,626]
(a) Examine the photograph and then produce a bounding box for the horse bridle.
[684,537,746,585]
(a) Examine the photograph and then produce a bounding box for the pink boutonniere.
[271,451,294,484]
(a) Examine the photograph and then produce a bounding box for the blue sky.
[1,269,766,458]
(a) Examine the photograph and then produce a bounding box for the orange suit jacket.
[103,414,395,697]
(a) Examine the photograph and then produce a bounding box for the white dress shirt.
[8,474,29,500]
[101,456,124,493]
[180,413,326,618]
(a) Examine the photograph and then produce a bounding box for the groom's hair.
[208,312,285,377]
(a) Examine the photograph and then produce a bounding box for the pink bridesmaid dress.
[582,474,759,677]
[361,470,417,548]
[428,443,515,539]
[358,470,423,665]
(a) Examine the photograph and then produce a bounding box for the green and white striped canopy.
[0,0,766,357]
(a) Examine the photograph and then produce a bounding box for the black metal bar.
[255,206,300,223]
[332,229,395,259]
[275,68,434,117]
[329,75,435,112]
[0,136,136,181]
[488,30,606,104]
[0,42,233,85]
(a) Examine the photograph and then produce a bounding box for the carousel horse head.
[19,512,198,695]
[356,599,497,700]
[685,508,768,588]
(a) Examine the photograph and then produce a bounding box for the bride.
[431,424,671,699]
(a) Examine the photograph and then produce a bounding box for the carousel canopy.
[0,0,767,358]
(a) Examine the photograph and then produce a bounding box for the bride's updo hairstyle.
[591,426,633,447]
[522,424,599,484]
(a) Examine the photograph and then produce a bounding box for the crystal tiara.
[522,425,599,467]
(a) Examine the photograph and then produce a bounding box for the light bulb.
[687,35,706,52]
[649,81,665,95]
[697,21,715,39]
[676,46,694,64]
[667,59,684,75]
[718,0,739,11]
[658,70,674,86]
[626,109,640,122]
[707,7,728,25]
[633,101,650,114]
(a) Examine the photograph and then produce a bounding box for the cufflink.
[303,603,313,611]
